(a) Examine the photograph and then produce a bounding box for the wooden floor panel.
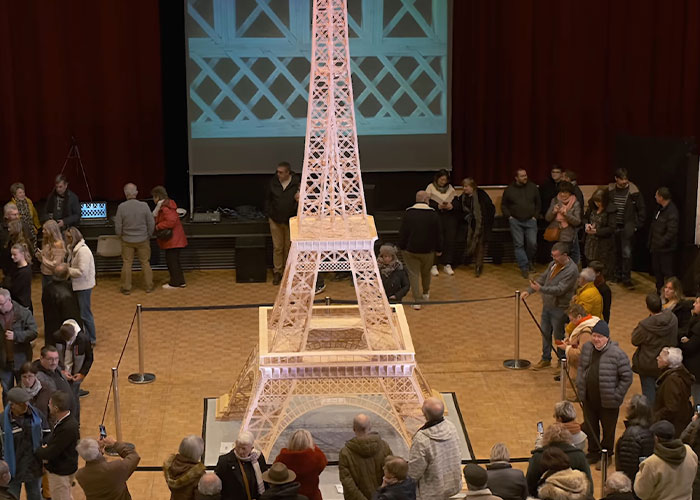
[22,263,652,499]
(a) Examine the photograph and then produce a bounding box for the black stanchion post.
[560,358,567,400]
[128,304,156,384]
[601,449,609,496]
[504,290,531,369]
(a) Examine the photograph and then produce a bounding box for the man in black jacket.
[648,187,679,293]
[55,320,93,422]
[398,191,443,310]
[0,288,38,405]
[41,175,81,229]
[265,162,301,286]
[35,391,79,500]
[502,169,541,278]
[607,168,645,289]
[540,165,563,217]
[41,264,82,346]
[32,346,76,419]
[215,431,269,500]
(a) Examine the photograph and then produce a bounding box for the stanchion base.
[503,359,531,370]
[128,373,156,384]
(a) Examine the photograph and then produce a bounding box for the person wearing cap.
[55,319,93,420]
[0,288,38,406]
[215,430,269,500]
[259,462,307,500]
[408,397,462,500]
[634,420,698,500]
[576,319,633,467]
[0,387,50,500]
[463,463,501,500]
[653,347,694,438]
[631,292,678,405]
[34,391,79,500]
[373,456,416,500]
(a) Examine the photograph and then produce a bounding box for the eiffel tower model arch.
[216,0,433,456]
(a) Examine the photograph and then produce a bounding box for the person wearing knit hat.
[576,319,633,468]
[537,468,590,500]
[463,463,501,500]
[634,419,698,500]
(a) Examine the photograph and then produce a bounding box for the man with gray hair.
[75,436,141,499]
[339,413,393,500]
[114,182,155,294]
[398,191,443,310]
[602,471,633,500]
[654,347,694,437]
[0,460,13,500]
[164,435,206,499]
[485,443,527,500]
[215,430,269,500]
[408,397,462,499]
[535,401,587,451]
[570,268,603,319]
[196,473,223,500]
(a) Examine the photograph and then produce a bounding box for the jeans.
[8,477,41,500]
[541,306,567,361]
[165,248,185,286]
[0,368,16,405]
[509,217,537,271]
[75,289,96,343]
[71,379,82,424]
[639,375,657,405]
[570,231,581,264]
[614,228,633,281]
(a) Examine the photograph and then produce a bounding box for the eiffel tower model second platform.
[216,0,433,457]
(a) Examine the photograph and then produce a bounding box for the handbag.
[543,224,561,242]
[155,228,173,240]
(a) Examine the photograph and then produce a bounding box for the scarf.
[22,379,42,399]
[378,258,402,278]
[153,199,165,218]
[432,181,450,194]
[555,193,576,229]
[235,448,265,495]
[462,192,483,256]
[2,405,43,477]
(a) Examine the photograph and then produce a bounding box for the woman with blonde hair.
[662,276,693,333]
[35,219,66,288]
[274,429,327,500]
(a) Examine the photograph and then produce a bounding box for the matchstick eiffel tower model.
[216,0,433,456]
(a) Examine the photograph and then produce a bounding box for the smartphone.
[99,425,107,439]
[696,403,700,415]
[537,421,543,434]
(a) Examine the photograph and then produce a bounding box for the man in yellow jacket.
[565,268,603,337]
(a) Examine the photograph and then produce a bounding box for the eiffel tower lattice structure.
[216,0,434,456]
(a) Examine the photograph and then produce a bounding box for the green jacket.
[338,433,392,500]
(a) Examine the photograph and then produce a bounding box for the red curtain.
[0,1,165,202]
[452,0,700,186]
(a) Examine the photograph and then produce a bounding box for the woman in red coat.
[274,429,327,500]
[151,185,188,288]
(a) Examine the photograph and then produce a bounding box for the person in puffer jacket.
[614,394,654,482]
[576,321,633,465]
[163,435,206,500]
[408,397,462,500]
[537,468,590,500]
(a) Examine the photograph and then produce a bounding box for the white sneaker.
[412,304,422,310]
[444,264,454,275]
[422,293,430,301]
[430,265,438,276]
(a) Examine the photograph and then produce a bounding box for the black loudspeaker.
[235,236,267,283]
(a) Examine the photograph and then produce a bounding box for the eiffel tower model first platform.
[216,0,433,456]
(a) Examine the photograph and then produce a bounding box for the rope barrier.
[100,309,137,426]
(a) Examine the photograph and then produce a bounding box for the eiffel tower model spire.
[217,0,433,456]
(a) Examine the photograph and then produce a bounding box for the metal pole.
[601,449,609,497]
[112,367,123,442]
[560,358,567,400]
[504,290,531,369]
[128,304,156,384]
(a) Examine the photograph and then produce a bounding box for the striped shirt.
[613,187,629,226]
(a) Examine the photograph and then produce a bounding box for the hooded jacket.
[565,315,599,370]
[68,238,96,291]
[614,418,654,481]
[408,418,462,500]
[576,340,633,409]
[372,477,416,500]
[163,453,206,500]
[274,446,327,500]
[537,468,590,500]
[526,443,592,497]
[339,433,393,500]
[259,482,308,500]
[634,440,697,500]
[155,199,188,250]
[654,365,695,437]
[572,282,603,319]
[680,418,700,500]
[631,310,678,377]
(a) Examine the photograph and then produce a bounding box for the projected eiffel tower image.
[216,0,433,455]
